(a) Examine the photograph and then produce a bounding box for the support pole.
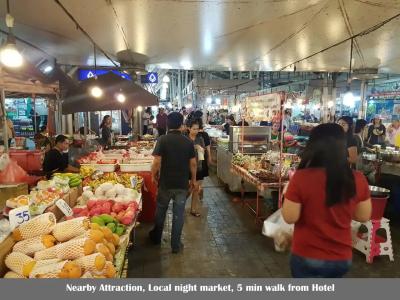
[0,88,8,152]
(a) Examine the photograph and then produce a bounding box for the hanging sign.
[78,69,132,81]
[141,72,158,84]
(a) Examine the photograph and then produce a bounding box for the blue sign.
[78,69,132,81]
[141,72,158,84]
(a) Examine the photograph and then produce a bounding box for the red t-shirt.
[284,168,370,260]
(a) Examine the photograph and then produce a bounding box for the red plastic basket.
[8,150,44,172]
[371,196,389,220]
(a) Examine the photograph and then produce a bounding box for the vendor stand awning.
[62,73,159,114]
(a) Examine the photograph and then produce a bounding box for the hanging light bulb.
[116,93,126,103]
[90,86,103,98]
[137,105,143,112]
[0,10,23,68]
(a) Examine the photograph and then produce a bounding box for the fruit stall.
[0,167,144,278]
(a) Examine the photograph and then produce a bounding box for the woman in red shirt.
[282,123,371,278]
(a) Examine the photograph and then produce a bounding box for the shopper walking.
[387,117,400,147]
[197,118,212,201]
[187,118,205,217]
[143,107,152,135]
[99,115,112,149]
[337,116,358,165]
[156,107,168,136]
[282,123,371,278]
[367,116,386,146]
[149,112,197,253]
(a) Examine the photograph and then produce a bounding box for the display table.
[231,164,287,224]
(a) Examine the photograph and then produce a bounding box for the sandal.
[190,211,201,217]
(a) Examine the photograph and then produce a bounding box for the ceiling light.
[343,91,355,108]
[328,100,334,108]
[43,65,53,73]
[116,93,126,103]
[0,35,23,68]
[206,97,212,104]
[90,86,103,98]
[137,105,143,112]
[162,75,170,83]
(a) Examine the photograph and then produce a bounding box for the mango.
[106,223,116,233]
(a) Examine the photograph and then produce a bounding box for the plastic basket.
[8,150,44,172]
[371,196,389,220]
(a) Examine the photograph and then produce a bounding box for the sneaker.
[172,243,184,254]
[148,230,161,245]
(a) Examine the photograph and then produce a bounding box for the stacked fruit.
[3,213,120,278]
[91,214,126,237]
[54,173,82,188]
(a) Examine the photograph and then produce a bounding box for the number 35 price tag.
[9,206,31,230]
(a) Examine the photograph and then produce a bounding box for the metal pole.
[1,88,8,152]
[359,79,367,119]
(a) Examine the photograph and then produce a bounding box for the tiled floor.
[127,175,400,278]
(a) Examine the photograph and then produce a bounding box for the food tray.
[120,163,151,172]
[93,164,117,172]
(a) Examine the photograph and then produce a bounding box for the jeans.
[151,187,188,250]
[290,254,351,278]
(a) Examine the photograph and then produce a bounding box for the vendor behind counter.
[43,134,79,178]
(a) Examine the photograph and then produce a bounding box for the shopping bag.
[262,208,294,252]
[0,158,29,184]
[0,153,10,171]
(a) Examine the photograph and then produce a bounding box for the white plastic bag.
[0,153,10,171]
[262,209,294,252]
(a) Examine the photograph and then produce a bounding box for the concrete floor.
[127,175,400,278]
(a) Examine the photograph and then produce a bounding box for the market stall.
[0,161,144,278]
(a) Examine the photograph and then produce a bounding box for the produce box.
[0,183,29,211]
[0,235,16,277]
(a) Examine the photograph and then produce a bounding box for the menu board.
[242,93,281,122]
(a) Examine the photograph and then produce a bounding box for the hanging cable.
[53,0,118,67]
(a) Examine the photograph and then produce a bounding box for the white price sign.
[130,176,137,188]
[56,199,73,217]
[9,206,31,230]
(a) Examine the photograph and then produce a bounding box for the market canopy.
[62,72,158,114]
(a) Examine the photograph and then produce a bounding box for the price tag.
[56,199,73,217]
[9,206,31,230]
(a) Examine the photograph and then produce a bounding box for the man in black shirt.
[43,134,79,178]
[149,112,197,253]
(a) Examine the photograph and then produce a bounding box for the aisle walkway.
[127,175,400,278]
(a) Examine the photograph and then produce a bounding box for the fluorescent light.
[116,93,126,103]
[90,86,103,98]
[43,65,53,73]
[0,42,23,68]
[162,75,170,83]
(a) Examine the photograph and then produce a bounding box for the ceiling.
[1,0,400,72]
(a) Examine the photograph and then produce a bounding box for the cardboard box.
[0,183,29,211]
[0,235,16,277]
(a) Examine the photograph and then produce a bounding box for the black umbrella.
[62,72,158,114]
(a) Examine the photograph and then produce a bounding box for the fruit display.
[5,195,30,209]
[83,173,143,192]
[3,211,124,278]
[72,200,139,226]
[53,173,82,188]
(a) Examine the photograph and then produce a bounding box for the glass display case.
[229,126,271,154]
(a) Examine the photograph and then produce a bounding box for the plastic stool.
[352,218,394,263]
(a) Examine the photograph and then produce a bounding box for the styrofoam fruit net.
[3,271,25,279]
[13,213,56,241]
[52,217,90,242]
[34,246,57,260]
[35,258,62,268]
[80,271,94,278]
[55,237,96,260]
[30,261,81,279]
[95,243,113,261]
[13,235,56,257]
[74,253,106,273]
[5,252,36,277]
